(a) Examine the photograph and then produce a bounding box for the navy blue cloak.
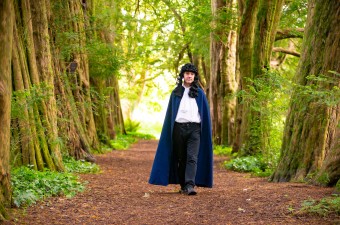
[149,86,213,188]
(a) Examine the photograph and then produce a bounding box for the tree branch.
[275,28,304,41]
[174,43,190,74]
[161,0,186,34]
[272,47,300,57]
[135,73,162,84]
[134,0,140,16]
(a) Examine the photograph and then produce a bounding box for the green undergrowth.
[11,156,100,207]
[11,167,85,207]
[63,156,100,173]
[109,132,155,150]
[223,155,273,177]
[11,132,154,208]
[213,145,233,156]
[296,195,340,217]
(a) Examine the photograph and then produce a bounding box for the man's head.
[179,63,198,87]
[177,63,199,97]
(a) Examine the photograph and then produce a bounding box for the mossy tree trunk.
[89,0,126,140]
[110,75,126,135]
[12,22,43,169]
[0,0,13,220]
[271,0,340,185]
[210,0,238,146]
[10,0,102,168]
[49,0,98,160]
[233,0,260,153]
[30,0,64,170]
[67,0,99,149]
[233,0,284,155]
[210,0,224,145]
[220,2,237,146]
[10,0,64,171]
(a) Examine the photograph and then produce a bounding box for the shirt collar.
[182,84,190,90]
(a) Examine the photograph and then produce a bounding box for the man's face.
[183,71,195,87]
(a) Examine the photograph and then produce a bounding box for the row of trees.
[207,0,340,184]
[0,0,126,219]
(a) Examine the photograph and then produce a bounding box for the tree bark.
[89,0,126,138]
[221,29,237,146]
[10,0,64,171]
[233,0,284,155]
[49,0,96,161]
[271,0,340,185]
[68,0,99,149]
[210,0,237,145]
[272,47,300,57]
[12,23,41,170]
[233,0,260,153]
[275,28,304,41]
[30,0,64,171]
[210,0,224,145]
[0,0,13,220]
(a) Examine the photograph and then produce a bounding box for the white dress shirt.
[175,86,201,123]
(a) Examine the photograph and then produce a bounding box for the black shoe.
[179,185,186,194]
[183,186,197,195]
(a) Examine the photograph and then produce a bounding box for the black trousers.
[173,122,201,188]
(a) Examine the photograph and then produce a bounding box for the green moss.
[0,204,9,221]
[316,172,330,186]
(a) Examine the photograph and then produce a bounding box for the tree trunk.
[210,0,224,145]
[233,0,284,155]
[233,0,260,153]
[30,0,64,170]
[89,0,126,138]
[220,29,237,146]
[0,0,13,220]
[12,23,42,170]
[67,0,99,149]
[315,109,340,186]
[271,0,340,185]
[55,70,94,161]
[10,0,64,171]
[91,77,109,142]
[46,0,95,161]
[112,75,126,135]
[210,0,237,146]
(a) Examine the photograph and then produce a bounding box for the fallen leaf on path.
[238,207,246,212]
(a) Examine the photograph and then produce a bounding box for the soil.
[4,140,340,225]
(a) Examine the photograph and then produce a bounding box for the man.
[149,63,213,195]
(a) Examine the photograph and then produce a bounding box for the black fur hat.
[180,63,198,76]
[176,63,199,98]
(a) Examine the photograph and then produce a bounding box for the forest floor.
[4,140,340,225]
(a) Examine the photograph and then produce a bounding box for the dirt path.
[5,140,339,224]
